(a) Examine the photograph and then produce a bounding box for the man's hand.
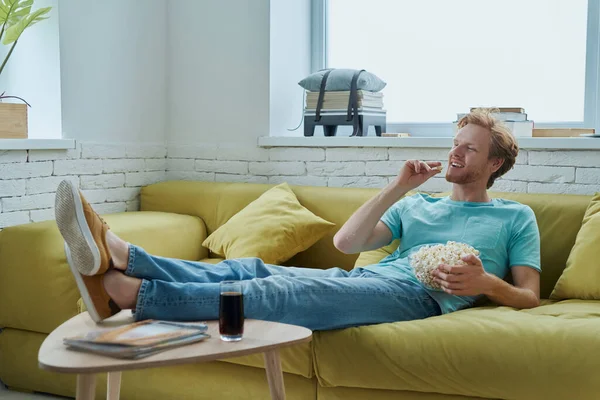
[393,160,443,192]
[431,254,494,296]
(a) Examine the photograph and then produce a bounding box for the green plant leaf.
[2,5,50,45]
[0,0,33,26]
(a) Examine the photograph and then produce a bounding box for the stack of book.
[455,107,533,137]
[532,128,596,137]
[305,90,384,113]
[63,320,211,359]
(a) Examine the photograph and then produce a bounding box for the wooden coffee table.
[38,311,312,400]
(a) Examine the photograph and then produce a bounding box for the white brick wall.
[27,176,79,195]
[196,160,248,174]
[103,159,146,173]
[270,148,325,162]
[168,144,218,159]
[328,176,388,188]
[0,150,27,163]
[2,142,599,230]
[125,171,166,187]
[215,174,268,184]
[326,148,387,161]
[166,171,215,181]
[81,143,127,159]
[80,174,125,190]
[0,161,53,179]
[0,141,166,229]
[249,162,305,176]
[54,160,103,176]
[306,162,365,176]
[171,146,600,198]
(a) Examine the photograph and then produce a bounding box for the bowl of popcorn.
[408,241,480,290]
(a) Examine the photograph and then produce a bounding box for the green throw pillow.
[551,193,600,300]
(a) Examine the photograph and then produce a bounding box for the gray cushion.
[298,69,386,92]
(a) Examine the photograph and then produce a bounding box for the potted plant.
[0,0,51,139]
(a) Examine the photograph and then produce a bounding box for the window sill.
[258,136,600,150]
[0,138,76,150]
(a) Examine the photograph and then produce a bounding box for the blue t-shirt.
[362,193,541,314]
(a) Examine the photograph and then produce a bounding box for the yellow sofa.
[0,180,599,400]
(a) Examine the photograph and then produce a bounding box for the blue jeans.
[126,245,441,331]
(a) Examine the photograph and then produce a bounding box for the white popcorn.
[409,241,480,290]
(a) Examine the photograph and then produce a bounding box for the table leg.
[76,374,96,400]
[107,372,122,400]
[264,349,285,400]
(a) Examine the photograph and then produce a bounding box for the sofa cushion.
[551,193,600,300]
[0,212,207,334]
[313,300,600,399]
[202,183,335,264]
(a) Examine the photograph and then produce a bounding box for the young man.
[55,109,540,329]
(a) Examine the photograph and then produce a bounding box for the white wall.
[167,0,270,146]
[269,0,311,136]
[58,0,167,143]
[0,0,61,139]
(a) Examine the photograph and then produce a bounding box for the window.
[313,0,600,135]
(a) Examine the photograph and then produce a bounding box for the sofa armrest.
[0,211,208,334]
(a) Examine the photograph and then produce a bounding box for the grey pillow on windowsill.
[298,69,387,92]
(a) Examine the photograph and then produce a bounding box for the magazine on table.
[63,320,210,359]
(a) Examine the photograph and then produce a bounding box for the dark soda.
[219,292,244,337]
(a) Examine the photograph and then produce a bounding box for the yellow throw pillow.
[202,183,335,265]
[551,193,600,300]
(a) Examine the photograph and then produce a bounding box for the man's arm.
[333,160,442,254]
[333,184,405,254]
[432,255,540,309]
[484,266,540,309]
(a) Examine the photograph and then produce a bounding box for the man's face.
[445,123,499,186]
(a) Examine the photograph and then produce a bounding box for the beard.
[445,167,486,185]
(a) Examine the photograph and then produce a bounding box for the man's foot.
[55,180,121,322]
[55,180,112,276]
[104,269,142,310]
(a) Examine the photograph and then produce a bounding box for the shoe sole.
[64,243,102,323]
[55,180,101,276]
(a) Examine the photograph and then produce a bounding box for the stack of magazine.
[305,90,384,112]
[63,320,211,359]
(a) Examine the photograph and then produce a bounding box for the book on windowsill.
[382,133,411,137]
[306,90,384,109]
[453,119,533,137]
[63,320,210,359]
[456,107,533,137]
[457,112,528,122]
[532,128,595,137]
[470,107,525,113]
[304,107,386,115]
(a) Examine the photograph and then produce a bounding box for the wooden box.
[0,103,28,139]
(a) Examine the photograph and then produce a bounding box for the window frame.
[311,0,600,136]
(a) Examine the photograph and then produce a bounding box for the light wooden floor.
[0,383,71,400]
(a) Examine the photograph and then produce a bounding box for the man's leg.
[126,270,440,330]
[121,243,353,283]
[104,246,358,313]
[55,180,121,321]
[54,178,363,321]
